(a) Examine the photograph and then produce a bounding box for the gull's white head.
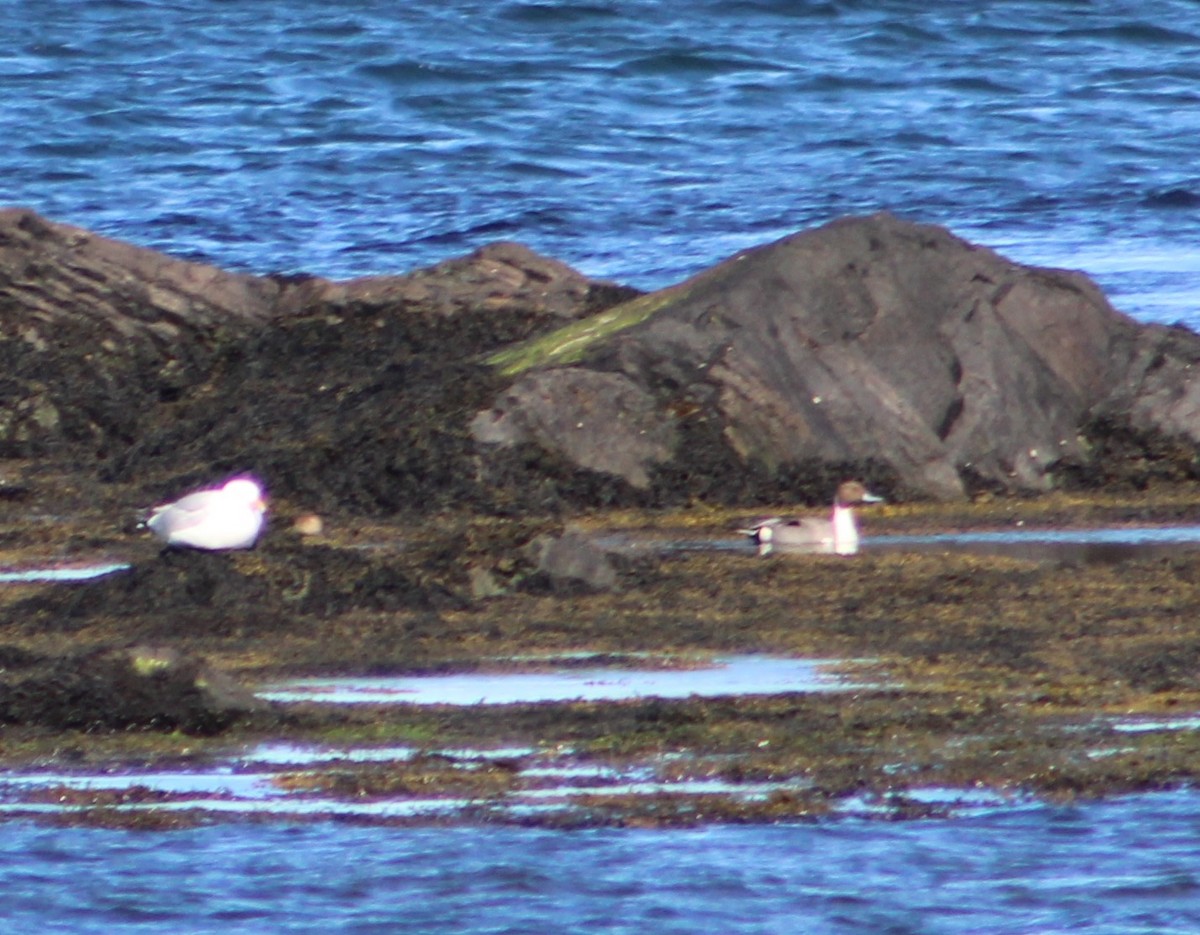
[223,477,267,513]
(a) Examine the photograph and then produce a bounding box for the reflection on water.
[633,524,1200,564]
[0,563,129,583]
[866,525,1200,563]
[256,655,866,705]
[1108,715,1200,734]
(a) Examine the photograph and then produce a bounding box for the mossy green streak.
[486,285,686,375]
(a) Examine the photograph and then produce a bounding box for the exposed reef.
[4,209,1200,826]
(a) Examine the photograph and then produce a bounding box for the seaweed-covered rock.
[0,208,636,515]
[7,206,1200,515]
[0,646,265,734]
[7,516,562,645]
[11,543,436,640]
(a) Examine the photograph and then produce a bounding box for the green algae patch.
[131,651,175,677]
[486,285,688,376]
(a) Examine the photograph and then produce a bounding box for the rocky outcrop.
[4,206,1200,511]
[480,213,1200,499]
[0,207,636,514]
[0,645,266,734]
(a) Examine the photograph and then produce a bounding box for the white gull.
[145,477,267,550]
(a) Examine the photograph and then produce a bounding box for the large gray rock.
[479,213,1199,499]
[471,369,676,489]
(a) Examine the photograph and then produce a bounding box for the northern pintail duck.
[145,476,268,550]
[740,481,883,556]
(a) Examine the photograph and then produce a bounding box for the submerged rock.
[523,531,619,593]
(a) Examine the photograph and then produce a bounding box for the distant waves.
[4,0,1200,325]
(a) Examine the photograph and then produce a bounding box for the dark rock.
[0,646,266,734]
[523,531,618,593]
[472,369,676,489]
[0,644,46,671]
[0,466,31,501]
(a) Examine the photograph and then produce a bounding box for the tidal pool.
[866,525,1200,562]
[630,524,1200,563]
[256,655,866,705]
[0,563,129,583]
[0,741,822,823]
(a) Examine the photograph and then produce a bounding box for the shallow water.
[867,525,1200,563]
[3,792,1200,933]
[633,523,1200,565]
[0,743,818,824]
[257,654,864,705]
[0,563,129,583]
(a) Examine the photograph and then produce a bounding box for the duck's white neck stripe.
[831,504,859,555]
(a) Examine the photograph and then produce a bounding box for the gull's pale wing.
[147,490,221,536]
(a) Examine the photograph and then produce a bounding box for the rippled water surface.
[4,792,1200,933]
[6,1,1200,326]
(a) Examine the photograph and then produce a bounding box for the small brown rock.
[292,513,324,536]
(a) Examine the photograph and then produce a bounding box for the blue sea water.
[4,793,1200,933]
[5,0,1200,325]
[7,1,1200,929]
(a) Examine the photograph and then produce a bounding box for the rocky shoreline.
[3,209,1200,827]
